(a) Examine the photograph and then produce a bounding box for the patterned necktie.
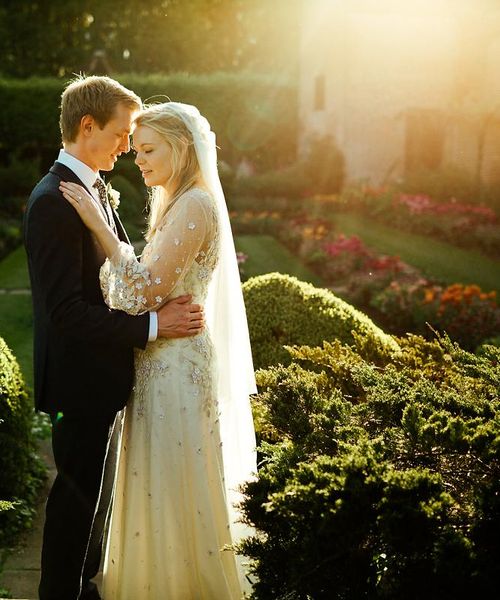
[93,178,108,208]
[93,178,116,232]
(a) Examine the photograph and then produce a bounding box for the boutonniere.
[106,182,120,210]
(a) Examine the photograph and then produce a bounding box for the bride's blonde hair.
[135,103,201,241]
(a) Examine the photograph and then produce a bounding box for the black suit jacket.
[23,161,149,416]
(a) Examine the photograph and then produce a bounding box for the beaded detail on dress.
[100,187,219,315]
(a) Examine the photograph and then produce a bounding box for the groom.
[23,75,204,600]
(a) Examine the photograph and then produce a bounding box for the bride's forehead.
[132,125,163,146]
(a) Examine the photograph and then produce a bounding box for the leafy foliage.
[240,289,500,598]
[0,72,297,172]
[230,135,345,198]
[0,0,300,78]
[242,273,399,370]
[0,337,45,547]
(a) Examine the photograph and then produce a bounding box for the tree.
[0,0,300,77]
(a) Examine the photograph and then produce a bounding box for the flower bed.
[341,185,500,258]
[230,207,500,350]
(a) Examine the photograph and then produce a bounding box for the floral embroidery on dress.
[198,266,210,281]
[183,352,214,416]
[134,350,169,417]
[194,335,210,359]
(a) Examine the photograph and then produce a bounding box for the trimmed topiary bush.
[242,273,399,370]
[0,337,45,547]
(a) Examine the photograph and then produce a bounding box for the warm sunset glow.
[299,0,500,185]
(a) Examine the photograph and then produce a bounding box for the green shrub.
[230,135,345,199]
[0,73,297,172]
[109,174,147,241]
[0,221,22,262]
[0,501,14,513]
[401,164,477,203]
[242,273,399,369]
[111,156,144,192]
[230,163,307,199]
[301,134,345,194]
[0,153,41,202]
[241,332,500,598]
[0,337,45,547]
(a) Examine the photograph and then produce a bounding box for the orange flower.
[424,289,435,304]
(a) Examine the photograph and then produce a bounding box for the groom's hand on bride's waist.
[157,295,204,338]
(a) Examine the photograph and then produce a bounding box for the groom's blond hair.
[60,75,141,143]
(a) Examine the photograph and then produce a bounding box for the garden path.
[0,439,52,599]
[0,289,30,295]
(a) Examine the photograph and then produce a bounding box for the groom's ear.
[80,114,95,137]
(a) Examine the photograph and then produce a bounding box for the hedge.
[242,273,400,370]
[0,337,44,546]
[0,72,297,171]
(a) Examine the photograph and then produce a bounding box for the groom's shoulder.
[26,164,76,222]
[31,161,69,196]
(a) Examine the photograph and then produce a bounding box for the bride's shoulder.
[175,187,215,215]
[181,186,213,204]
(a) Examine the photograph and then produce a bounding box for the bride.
[59,102,257,599]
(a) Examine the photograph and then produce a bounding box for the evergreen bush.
[242,273,399,370]
[0,337,45,547]
[240,329,500,599]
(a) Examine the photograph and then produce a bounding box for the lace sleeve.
[100,190,212,315]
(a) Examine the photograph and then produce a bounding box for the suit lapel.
[51,161,131,243]
[50,162,93,196]
[50,162,112,227]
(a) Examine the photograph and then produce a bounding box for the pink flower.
[236,252,248,265]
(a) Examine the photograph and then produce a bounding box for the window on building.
[405,109,444,173]
[314,74,326,111]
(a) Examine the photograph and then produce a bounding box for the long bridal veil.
[154,102,257,587]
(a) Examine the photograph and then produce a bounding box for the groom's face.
[87,103,137,172]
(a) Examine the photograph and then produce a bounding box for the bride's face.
[133,125,172,188]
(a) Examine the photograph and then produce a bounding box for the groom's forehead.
[107,103,138,132]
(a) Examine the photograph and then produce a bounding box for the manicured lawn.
[235,234,324,286]
[0,294,33,390]
[331,213,500,295]
[0,246,30,289]
[1,235,321,389]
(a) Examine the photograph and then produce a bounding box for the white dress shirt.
[57,149,158,341]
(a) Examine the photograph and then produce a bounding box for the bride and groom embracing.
[23,75,257,600]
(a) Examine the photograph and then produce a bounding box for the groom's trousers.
[39,412,120,600]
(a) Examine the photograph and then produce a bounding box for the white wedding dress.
[99,187,246,599]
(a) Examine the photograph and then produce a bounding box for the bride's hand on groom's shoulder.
[59,181,108,234]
